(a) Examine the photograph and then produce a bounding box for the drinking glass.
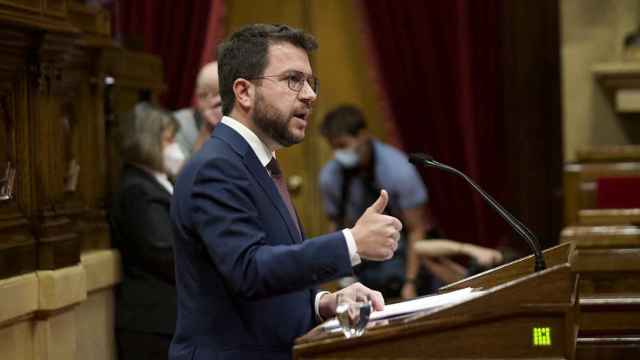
[335,292,372,338]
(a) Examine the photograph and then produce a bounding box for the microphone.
[408,152,546,272]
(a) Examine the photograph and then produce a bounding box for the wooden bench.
[560,225,640,360]
[564,162,640,225]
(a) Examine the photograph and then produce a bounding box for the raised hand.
[350,190,403,261]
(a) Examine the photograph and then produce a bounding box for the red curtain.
[361,0,511,248]
[110,0,224,110]
[597,177,640,209]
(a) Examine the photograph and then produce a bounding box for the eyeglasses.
[250,70,319,95]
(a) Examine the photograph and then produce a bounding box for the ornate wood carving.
[0,0,166,279]
[0,1,76,34]
[79,209,110,251]
[28,31,92,271]
[0,30,36,278]
[67,1,111,40]
[0,95,16,201]
[34,210,79,270]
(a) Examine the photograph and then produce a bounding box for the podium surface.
[294,244,578,359]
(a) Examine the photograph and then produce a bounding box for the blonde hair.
[118,102,179,172]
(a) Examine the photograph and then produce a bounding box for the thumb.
[369,189,389,214]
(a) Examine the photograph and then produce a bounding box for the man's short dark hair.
[320,105,368,140]
[217,24,318,116]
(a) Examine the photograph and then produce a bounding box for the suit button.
[311,274,318,281]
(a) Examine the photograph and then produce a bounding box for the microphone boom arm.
[410,154,546,272]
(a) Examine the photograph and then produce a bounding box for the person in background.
[169,24,401,360]
[173,61,223,158]
[319,105,502,299]
[110,103,180,360]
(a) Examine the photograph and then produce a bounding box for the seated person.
[110,103,180,360]
[319,105,433,299]
[319,105,502,299]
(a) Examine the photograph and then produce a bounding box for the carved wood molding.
[0,66,32,219]
[0,28,31,82]
[79,208,110,250]
[0,216,36,277]
[0,175,34,277]
[30,31,86,96]
[101,48,167,92]
[34,210,80,270]
[67,2,111,39]
[0,1,76,34]
[0,91,16,202]
[0,1,117,279]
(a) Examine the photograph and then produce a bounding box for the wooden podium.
[294,243,578,359]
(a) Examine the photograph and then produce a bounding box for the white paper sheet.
[322,287,484,330]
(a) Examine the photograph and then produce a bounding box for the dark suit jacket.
[110,164,177,335]
[169,123,353,360]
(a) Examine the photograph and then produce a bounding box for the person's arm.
[399,206,427,299]
[413,239,464,256]
[192,157,351,300]
[414,239,503,266]
[191,158,400,300]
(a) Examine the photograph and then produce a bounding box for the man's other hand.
[318,282,384,320]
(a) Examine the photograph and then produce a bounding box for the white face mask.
[163,142,186,176]
[334,148,359,169]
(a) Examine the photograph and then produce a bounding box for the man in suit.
[170,24,402,360]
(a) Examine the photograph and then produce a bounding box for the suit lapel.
[214,124,303,244]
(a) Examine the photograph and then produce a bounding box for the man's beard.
[253,91,303,147]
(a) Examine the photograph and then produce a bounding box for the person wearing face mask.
[163,140,186,178]
[110,102,180,360]
[319,104,434,299]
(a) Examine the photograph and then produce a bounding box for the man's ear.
[232,78,254,111]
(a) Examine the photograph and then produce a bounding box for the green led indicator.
[533,327,551,346]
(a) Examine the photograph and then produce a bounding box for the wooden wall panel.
[0,28,36,278]
[29,31,84,271]
[0,0,164,278]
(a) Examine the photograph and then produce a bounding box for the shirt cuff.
[342,228,361,266]
[314,290,331,321]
